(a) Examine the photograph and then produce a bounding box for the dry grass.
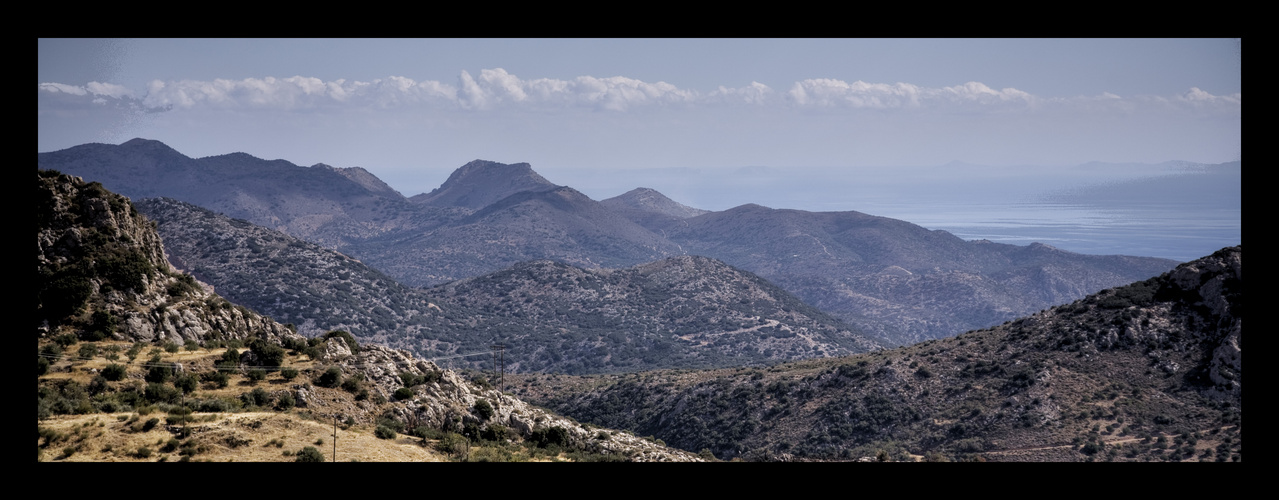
[37,411,448,462]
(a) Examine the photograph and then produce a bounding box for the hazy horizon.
[38,38,1241,262]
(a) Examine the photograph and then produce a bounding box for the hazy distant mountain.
[37,138,428,248]
[520,246,1241,461]
[655,203,1178,345]
[350,185,684,286]
[42,139,1181,346]
[409,159,558,209]
[601,187,710,231]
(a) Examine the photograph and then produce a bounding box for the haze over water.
[553,161,1240,263]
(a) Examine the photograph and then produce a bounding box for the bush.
[247,368,267,383]
[248,338,286,367]
[315,367,342,388]
[174,374,198,394]
[102,363,127,381]
[375,425,397,440]
[242,387,271,408]
[280,367,299,381]
[394,387,415,401]
[473,399,494,420]
[276,392,296,411]
[295,446,325,462]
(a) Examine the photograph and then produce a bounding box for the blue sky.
[38,38,1241,201]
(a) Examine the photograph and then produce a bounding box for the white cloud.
[39,71,1243,119]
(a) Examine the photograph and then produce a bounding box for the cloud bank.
[37,68,1243,115]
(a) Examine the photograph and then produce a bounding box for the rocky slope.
[37,169,296,346]
[518,246,1242,461]
[135,196,882,374]
[37,169,697,461]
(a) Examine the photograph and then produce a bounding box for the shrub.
[280,367,299,381]
[134,446,152,459]
[77,343,98,360]
[473,399,494,420]
[247,368,267,383]
[435,432,468,454]
[102,363,127,381]
[242,387,271,408]
[276,392,296,411]
[295,446,325,462]
[375,425,397,440]
[248,338,285,367]
[315,367,342,388]
[38,357,50,376]
[174,374,198,394]
[394,387,415,401]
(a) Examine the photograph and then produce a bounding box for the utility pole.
[333,415,338,462]
[490,344,506,391]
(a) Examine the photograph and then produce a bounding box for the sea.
[556,161,1241,263]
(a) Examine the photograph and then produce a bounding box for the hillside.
[42,139,1181,345]
[517,247,1242,461]
[135,195,883,373]
[37,170,699,462]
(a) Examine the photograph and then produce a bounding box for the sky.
[37,39,1242,262]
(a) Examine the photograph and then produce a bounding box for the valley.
[37,140,1241,462]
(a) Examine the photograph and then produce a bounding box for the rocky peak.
[410,159,559,209]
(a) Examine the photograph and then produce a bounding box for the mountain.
[409,159,558,209]
[429,256,883,373]
[42,139,1181,345]
[133,196,881,374]
[352,186,684,286]
[657,204,1178,345]
[601,187,710,231]
[517,246,1241,461]
[37,138,433,248]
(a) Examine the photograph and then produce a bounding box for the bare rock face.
[37,170,302,346]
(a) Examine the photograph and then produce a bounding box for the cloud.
[38,71,1242,118]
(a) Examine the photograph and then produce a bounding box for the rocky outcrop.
[314,343,701,462]
[37,169,301,346]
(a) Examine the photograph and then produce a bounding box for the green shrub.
[280,367,299,381]
[247,368,267,383]
[315,367,342,388]
[375,425,397,440]
[394,387,415,401]
[295,446,325,462]
[38,357,50,376]
[473,399,494,420]
[276,392,296,411]
[102,363,127,381]
[248,338,285,367]
[242,387,271,408]
[174,374,198,394]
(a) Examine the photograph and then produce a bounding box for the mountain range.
[39,139,1179,347]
